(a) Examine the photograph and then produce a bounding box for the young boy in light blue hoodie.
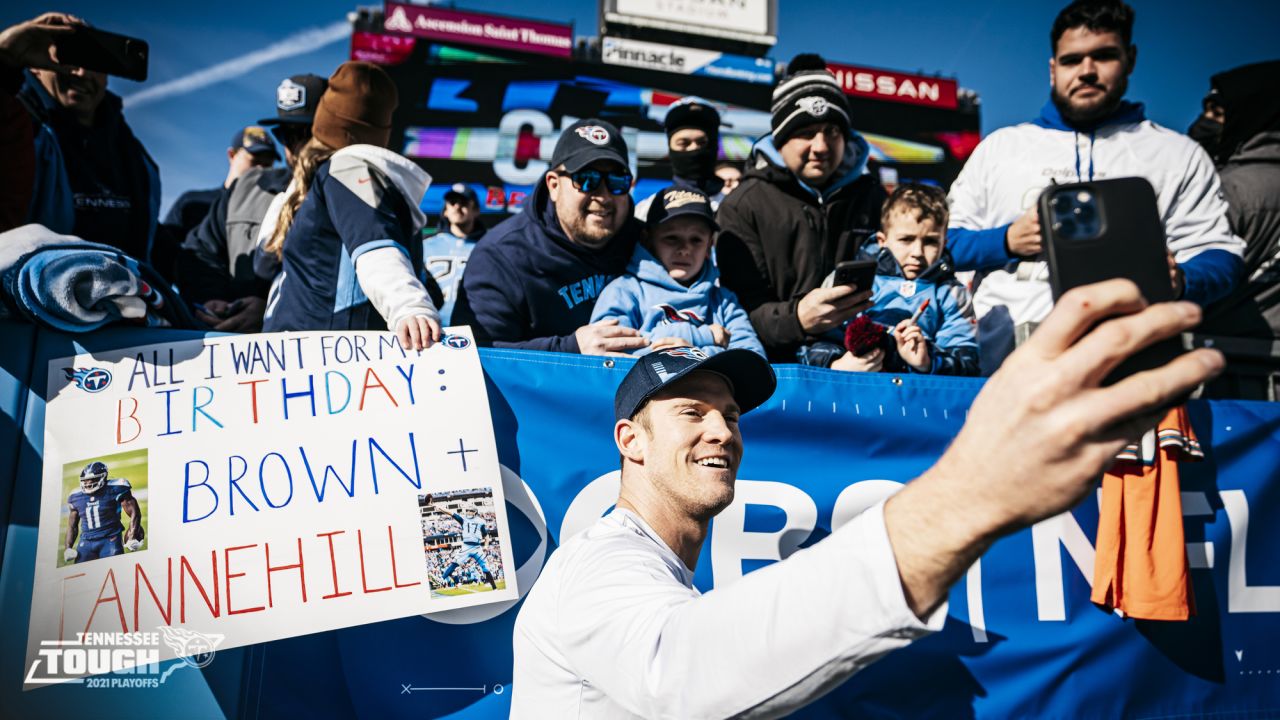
[590,186,765,357]
[799,183,979,375]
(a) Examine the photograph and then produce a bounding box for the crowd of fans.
[1,1,1276,396]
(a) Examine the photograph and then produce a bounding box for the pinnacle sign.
[601,36,774,85]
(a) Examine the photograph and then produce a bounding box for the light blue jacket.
[590,245,765,357]
[865,248,979,376]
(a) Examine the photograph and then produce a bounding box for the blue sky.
[6,1,1277,214]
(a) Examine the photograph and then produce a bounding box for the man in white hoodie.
[946,0,1244,372]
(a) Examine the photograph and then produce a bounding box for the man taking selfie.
[3,12,160,263]
[512,279,1224,718]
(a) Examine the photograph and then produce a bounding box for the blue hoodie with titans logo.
[589,244,765,357]
[451,176,641,352]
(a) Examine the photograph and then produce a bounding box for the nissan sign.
[826,61,959,110]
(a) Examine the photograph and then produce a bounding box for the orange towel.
[1091,405,1202,621]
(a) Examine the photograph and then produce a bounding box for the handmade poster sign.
[25,328,515,687]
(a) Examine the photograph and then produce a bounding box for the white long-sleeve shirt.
[511,502,945,719]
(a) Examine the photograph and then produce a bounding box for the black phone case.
[833,260,876,291]
[1040,177,1183,386]
[56,27,149,82]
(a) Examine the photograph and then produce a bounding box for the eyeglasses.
[556,169,633,196]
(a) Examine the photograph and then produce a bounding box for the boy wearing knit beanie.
[715,53,887,365]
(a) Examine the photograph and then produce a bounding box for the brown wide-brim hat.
[312,61,398,150]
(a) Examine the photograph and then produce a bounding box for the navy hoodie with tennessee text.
[451,176,642,352]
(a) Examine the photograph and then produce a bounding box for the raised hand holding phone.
[1040,177,1185,387]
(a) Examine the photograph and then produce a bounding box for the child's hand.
[894,319,931,371]
[397,314,442,351]
[831,347,884,373]
[650,337,691,352]
[709,324,731,347]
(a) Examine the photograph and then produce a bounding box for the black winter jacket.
[716,135,887,362]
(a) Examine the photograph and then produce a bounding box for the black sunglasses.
[556,169,632,196]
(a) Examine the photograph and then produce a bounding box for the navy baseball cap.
[550,119,630,173]
[645,185,719,230]
[444,183,479,206]
[614,347,776,422]
[258,74,328,126]
[230,125,279,159]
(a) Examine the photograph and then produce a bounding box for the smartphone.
[832,259,877,292]
[1040,177,1183,386]
[54,26,149,82]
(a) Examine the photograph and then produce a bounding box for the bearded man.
[944,0,1244,372]
[453,118,649,355]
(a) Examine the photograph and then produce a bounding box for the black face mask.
[1187,115,1223,159]
[669,144,717,183]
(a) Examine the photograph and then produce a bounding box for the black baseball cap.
[444,183,479,206]
[646,185,719,230]
[230,125,279,159]
[664,97,721,138]
[550,119,630,173]
[258,74,328,126]
[614,347,776,422]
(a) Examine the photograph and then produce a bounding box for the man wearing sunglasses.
[177,73,327,333]
[453,118,650,355]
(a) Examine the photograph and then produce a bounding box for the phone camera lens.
[1053,194,1074,214]
[1057,218,1078,238]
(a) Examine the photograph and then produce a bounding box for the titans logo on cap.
[277,79,306,111]
[795,96,829,117]
[575,125,611,145]
[661,347,708,361]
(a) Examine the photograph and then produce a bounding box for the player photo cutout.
[419,487,507,598]
[57,449,148,567]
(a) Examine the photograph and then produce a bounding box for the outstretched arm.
[547,281,1222,719]
[884,280,1221,616]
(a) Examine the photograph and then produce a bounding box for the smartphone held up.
[1039,177,1187,386]
[53,24,148,82]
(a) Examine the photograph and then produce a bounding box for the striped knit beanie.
[770,54,851,144]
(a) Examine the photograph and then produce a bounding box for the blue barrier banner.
[2,326,1279,718]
